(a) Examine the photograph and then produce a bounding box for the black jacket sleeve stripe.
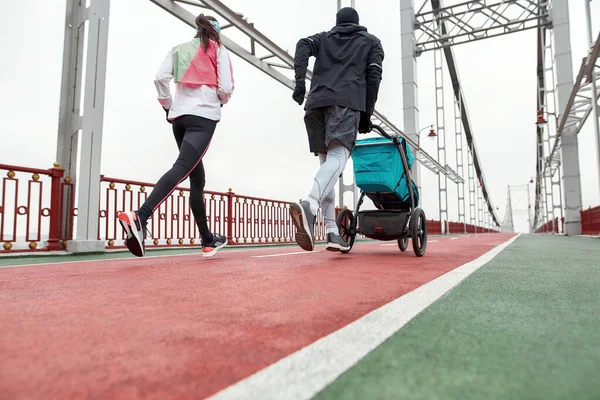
[365,39,384,115]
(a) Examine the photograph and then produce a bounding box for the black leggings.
[138,115,217,243]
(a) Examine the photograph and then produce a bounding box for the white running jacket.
[154,38,234,122]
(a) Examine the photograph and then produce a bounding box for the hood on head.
[336,7,359,25]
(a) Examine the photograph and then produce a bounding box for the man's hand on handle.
[358,112,373,133]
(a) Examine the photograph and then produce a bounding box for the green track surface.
[314,234,600,400]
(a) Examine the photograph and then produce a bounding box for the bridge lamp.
[427,126,437,139]
[536,109,547,125]
[417,125,436,150]
[536,110,559,126]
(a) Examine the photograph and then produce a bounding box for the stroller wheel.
[398,237,408,251]
[336,208,356,254]
[411,208,427,257]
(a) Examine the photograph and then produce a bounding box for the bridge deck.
[1,234,598,399]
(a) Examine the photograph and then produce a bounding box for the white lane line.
[0,251,207,269]
[207,233,521,400]
[252,251,321,258]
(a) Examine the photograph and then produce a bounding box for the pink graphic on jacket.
[154,37,235,121]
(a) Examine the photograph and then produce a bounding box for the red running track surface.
[0,233,514,399]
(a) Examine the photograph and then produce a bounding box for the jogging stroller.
[335,125,427,256]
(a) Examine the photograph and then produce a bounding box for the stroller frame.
[335,125,428,256]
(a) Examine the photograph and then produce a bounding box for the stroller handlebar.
[371,124,396,141]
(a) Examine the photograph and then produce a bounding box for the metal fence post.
[47,163,65,251]
[227,188,234,244]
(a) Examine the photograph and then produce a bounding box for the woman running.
[118,14,234,258]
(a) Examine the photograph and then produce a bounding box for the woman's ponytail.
[195,14,221,50]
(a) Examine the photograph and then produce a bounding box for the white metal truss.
[533,19,546,230]
[537,175,548,230]
[543,27,563,232]
[477,178,484,230]
[527,182,532,232]
[534,138,543,229]
[585,0,600,191]
[468,142,476,228]
[484,208,488,230]
[434,45,448,232]
[508,184,533,232]
[501,186,515,233]
[415,0,549,54]
[534,25,561,232]
[454,92,466,232]
[544,31,600,177]
[534,20,552,232]
[149,0,463,184]
[425,0,500,227]
[533,144,542,227]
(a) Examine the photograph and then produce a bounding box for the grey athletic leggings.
[307,141,350,233]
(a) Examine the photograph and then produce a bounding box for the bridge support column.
[400,0,421,189]
[56,0,111,253]
[552,0,582,235]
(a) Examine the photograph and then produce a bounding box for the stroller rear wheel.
[336,208,356,254]
[411,208,427,257]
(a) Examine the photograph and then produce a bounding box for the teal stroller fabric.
[352,136,419,206]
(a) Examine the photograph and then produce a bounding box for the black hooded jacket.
[293,23,384,114]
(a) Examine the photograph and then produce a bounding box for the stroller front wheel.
[398,237,408,251]
[336,208,356,254]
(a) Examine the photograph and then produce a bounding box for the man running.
[290,7,384,252]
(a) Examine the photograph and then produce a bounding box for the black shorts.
[303,106,360,155]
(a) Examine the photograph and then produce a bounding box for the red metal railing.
[428,220,498,235]
[535,218,559,233]
[581,206,600,235]
[1,163,512,253]
[0,163,73,253]
[96,176,327,249]
[534,208,600,234]
[535,216,569,234]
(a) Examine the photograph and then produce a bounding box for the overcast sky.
[0,0,598,233]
